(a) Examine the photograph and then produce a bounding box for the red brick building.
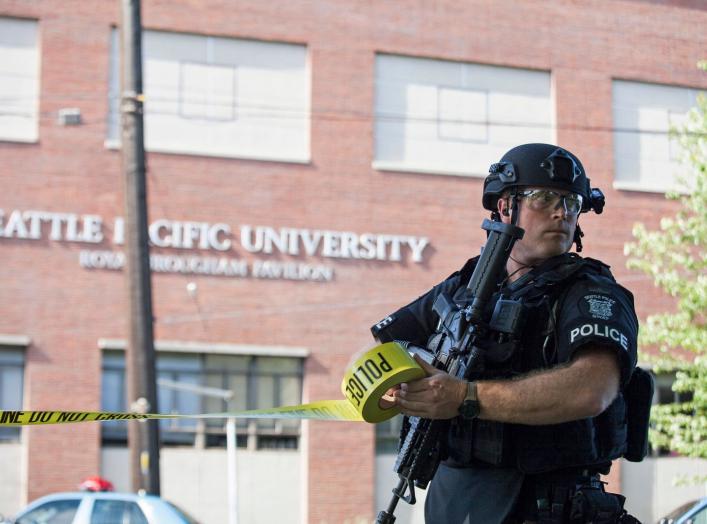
[0,1,705,522]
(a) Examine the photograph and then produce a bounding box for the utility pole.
[120,0,161,495]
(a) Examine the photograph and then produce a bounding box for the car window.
[692,504,707,524]
[664,500,700,521]
[90,500,147,524]
[16,499,81,524]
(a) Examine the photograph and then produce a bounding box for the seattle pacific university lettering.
[240,226,429,263]
[0,209,431,264]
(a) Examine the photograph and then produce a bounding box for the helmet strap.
[573,222,584,252]
[510,193,520,226]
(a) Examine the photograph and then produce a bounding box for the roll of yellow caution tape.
[341,341,425,423]
[0,342,426,427]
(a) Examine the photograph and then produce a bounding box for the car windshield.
[15,499,81,524]
[166,502,200,524]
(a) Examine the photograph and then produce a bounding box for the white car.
[1,491,199,524]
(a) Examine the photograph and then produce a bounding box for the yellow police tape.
[0,342,426,427]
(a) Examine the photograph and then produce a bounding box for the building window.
[373,54,552,177]
[437,87,488,143]
[649,371,694,457]
[107,29,310,162]
[653,371,693,405]
[0,348,24,442]
[0,17,39,143]
[178,62,237,121]
[376,413,404,454]
[612,80,700,193]
[101,350,304,449]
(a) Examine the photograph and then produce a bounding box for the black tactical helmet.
[482,143,604,214]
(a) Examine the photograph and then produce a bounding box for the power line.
[0,86,705,137]
[0,103,704,137]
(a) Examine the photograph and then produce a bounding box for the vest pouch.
[623,366,654,462]
[445,418,508,467]
[569,487,625,524]
[472,418,507,466]
[445,417,474,466]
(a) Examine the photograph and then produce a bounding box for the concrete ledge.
[0,334,31,347]
[97,338,309,358]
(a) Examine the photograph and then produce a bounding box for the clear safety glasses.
[517,189,584,216]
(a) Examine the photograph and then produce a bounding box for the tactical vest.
[445,254,635,474]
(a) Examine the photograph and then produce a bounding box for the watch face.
[460,400,480,419]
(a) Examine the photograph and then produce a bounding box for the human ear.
[497,198,511,221]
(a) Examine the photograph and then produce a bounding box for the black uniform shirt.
[372,253,638,384]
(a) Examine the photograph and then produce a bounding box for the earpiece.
[501,198,510,217]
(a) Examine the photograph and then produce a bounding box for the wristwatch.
[458,381,480,420]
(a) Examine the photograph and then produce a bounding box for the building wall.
[102,447,302,524]
[623,457,707,523]
[376,453,426,524]
[0,1,706,522]
[0,443,23,516]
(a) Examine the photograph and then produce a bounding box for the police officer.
[373,143,644,523]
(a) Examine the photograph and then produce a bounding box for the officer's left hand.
[393,355,468,419]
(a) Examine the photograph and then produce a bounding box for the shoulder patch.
[580,294,616,320]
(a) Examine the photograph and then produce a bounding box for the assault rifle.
[375,219,524,524]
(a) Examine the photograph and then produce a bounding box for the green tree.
[624,62,706,475]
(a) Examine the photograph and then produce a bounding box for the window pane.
[91,500,127,524]
[103,350,125,368]
[0,348,23,366]
[0,366,23,410]
[180,62,236,120]
[227,374,248,429]
[157,353,200,372]
[0,17,39,142]
[156,354,201,431]
[157,370,198,431]
[256,375,276,429]
[205,354,249,372]
[279,376,302,430]
[127,502,148,524]
[0,348,24,441]
[693,506,707,524]
[17,499,81,524]
[108,29,309,162]
[255,357,301,374]
[101,369,124,412]
[613,80,700,192]
[374,54,552,176]
[438,87,488,142]
[279,376,301,405]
